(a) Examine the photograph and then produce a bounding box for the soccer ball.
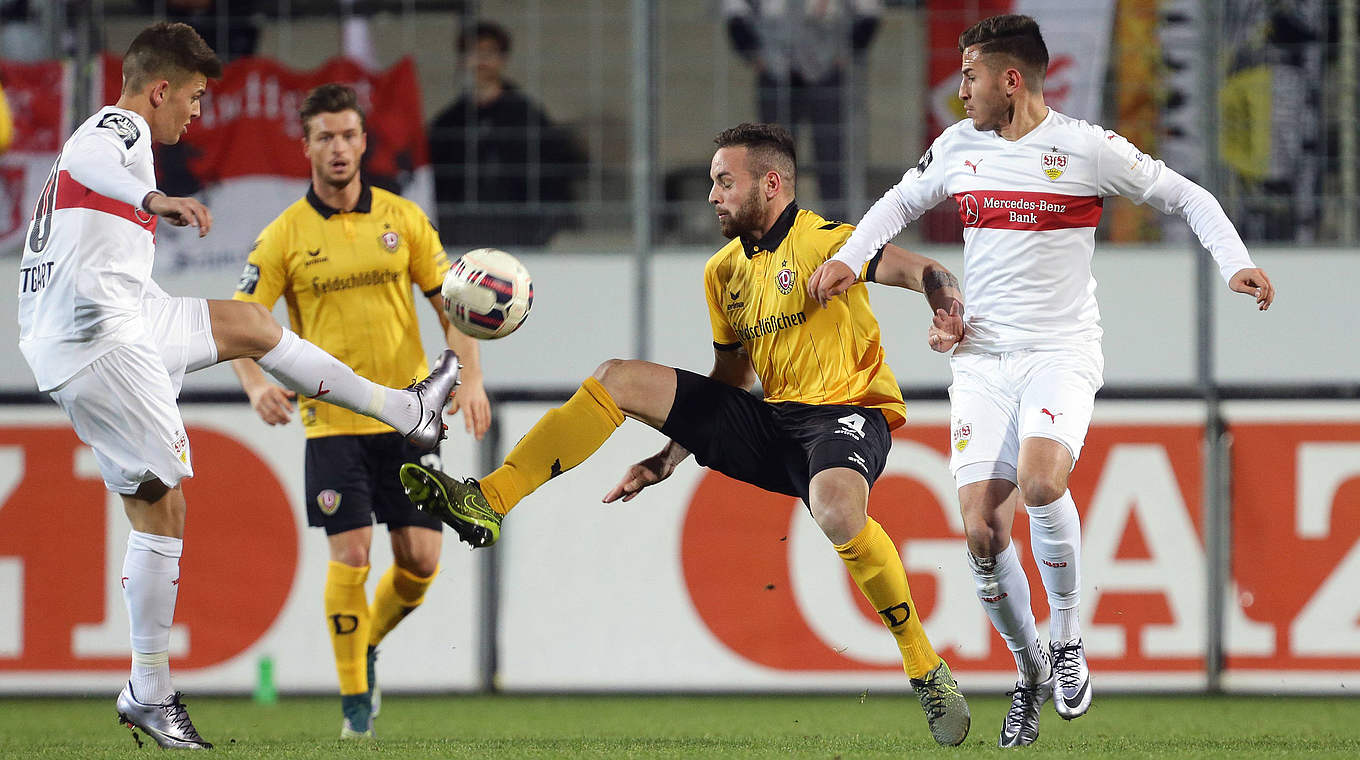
[441,248,534,340]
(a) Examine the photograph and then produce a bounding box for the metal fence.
[4,0,1355,254]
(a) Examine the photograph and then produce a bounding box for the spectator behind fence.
[428,21,586,249]
[724,0,882,222]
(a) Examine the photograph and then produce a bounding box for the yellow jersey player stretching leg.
[231,84,490,738]
[401,122,972,746]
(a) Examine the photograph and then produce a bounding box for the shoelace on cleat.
[1003,683,1043,731]
[1051,642,1084,690]
[161,693,205,740]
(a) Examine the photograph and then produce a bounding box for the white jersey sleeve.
[64,113,158,210]
[1096,129,1254,285]
[831,135,952,273]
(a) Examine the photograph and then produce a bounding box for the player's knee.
[330,545,370,568]
[591,357,644,402]
[240,302,282,352]
[1018,475,1065,508]
[962,511,1008,555]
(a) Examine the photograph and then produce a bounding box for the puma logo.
[307,381,331,399]
[550,458,563,479]
[964,159,983,173]
[1041,408,1063,423]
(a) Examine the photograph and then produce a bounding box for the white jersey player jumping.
[16,22,459,750]
[808,14,1275,749]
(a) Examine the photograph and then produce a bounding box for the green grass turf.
[1,693,1357,759]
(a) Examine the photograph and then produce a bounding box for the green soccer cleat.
[910,659,971,747]
[399,463,502,548]
[340,693,374,739]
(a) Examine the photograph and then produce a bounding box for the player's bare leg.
[115,480,211,749]
[810,468,969,746]
[402,359,671,546]
[1018,437,1090,720]
[959,477,1052,746]
[206,300,458,451]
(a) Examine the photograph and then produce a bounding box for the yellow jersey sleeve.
[704,250,740,347]
[0,82,12,155]
[406,211,449,296]
[233,220,288,307]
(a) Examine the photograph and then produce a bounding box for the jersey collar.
[741,200,798,258]
[306,182,373,219]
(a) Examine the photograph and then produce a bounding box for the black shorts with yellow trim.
[659,367,891,503]
[304,432,445,536]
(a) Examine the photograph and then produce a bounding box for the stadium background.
[0,0,1357,701]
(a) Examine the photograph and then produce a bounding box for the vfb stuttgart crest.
[775,266,796,295]
[380,230,400,252]
[1041,151,1068,181]
[952,422,972,452]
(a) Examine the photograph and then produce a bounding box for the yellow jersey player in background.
[230,84,490,738]
[398,122,972,746]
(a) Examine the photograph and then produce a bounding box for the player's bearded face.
[714,181,761,238]
[304,110,367,188]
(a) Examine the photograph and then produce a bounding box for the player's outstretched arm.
[430,294,492,440]
[231,357,296,425]
[143,191,212,236]
[1228,267,1275,311]
[868,244,965,352]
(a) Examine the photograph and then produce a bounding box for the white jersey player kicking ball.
[15,22,459,750]
[808,14,1275,749]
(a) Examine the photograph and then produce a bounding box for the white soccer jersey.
[17,106,162,391]
[833,108,1255,353]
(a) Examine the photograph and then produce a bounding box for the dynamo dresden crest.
[380,230,400,252]
[776,266,796,295]
[1041,151,1068,181]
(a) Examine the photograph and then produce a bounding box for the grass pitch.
[2,693,1357,759]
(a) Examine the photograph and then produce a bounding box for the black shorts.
[659,368,892,503]
[304,432,445,536]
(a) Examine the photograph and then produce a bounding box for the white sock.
[968,543,1045,682]
[1027,491,1082,644]
[257,328,419,433]
[124,531,182,703]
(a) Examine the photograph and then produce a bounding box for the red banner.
[100,53,429,190]
[0,59,69,250]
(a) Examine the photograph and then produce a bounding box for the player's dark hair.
[458,21,512,56]
[121,21,222,92]
[714,122,797,183]
[958,14,1048,89]
[299,83,367,138]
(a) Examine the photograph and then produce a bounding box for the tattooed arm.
[865,243,965,353]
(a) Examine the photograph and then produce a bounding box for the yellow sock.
[835,517,942,679]
[480,376,624,515]
[323,561,371,695]
[368,564,437,647]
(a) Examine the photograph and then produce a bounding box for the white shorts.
[49,297,216,494]
[947,344,1104,488]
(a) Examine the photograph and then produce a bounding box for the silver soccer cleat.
[1051,638,1092,719]
[116,682,213,749]
[403,349,462,452]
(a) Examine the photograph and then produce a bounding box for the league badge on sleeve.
[97,113,141,149]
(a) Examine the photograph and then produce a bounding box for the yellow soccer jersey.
[705,202,906,429]
[234,184,449,438]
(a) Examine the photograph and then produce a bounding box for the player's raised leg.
[401,358,669,546]
[207,299,459,451]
